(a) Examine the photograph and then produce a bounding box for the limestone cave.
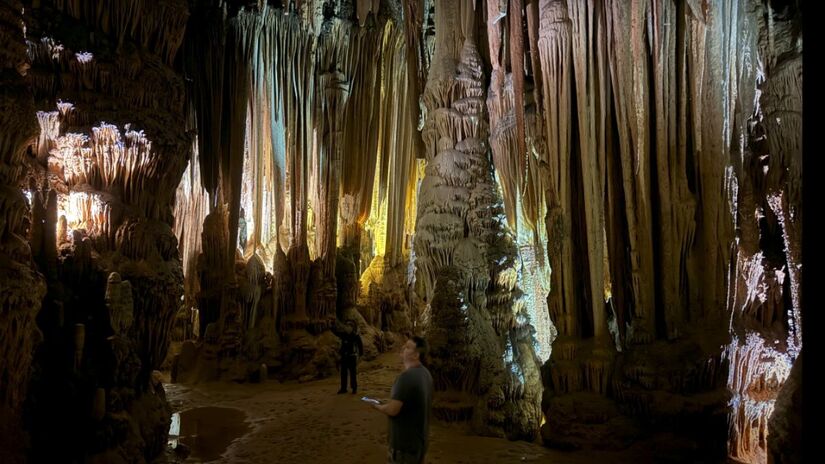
[0,0,804,463]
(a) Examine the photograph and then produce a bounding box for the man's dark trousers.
[341,355,357,392]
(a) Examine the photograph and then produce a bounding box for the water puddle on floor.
[168,406,251,462]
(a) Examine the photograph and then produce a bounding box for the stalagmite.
[486,0,554,363]
[417,0,542,440]
[105,272,134,337]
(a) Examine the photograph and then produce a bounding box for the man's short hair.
[346,320,358,332]
[411,336,428,364]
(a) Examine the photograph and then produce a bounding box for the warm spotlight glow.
[57,191,108,237]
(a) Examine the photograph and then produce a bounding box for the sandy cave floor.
[163,353,654,464]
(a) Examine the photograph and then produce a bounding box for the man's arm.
[373,399,403,417]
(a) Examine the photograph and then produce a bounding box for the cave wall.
[479,0,802,460]
[396,0,800,459]
[727,2,802,461]
[14,0,191,461]
[170,0,425,383]
[0,2,47,462]
[532,0,741,454]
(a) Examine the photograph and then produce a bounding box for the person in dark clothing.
[371,336,433,464]
[335,319,363,394]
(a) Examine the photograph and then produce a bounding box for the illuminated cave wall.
[498,0,801,459]
[725,2,802,461]
[169,0,424,384]
[12,0,191,462]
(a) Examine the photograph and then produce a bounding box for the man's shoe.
[337,389,347,394]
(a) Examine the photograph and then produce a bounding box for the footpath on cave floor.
[164,352,652,463]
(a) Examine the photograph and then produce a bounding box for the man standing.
[336,320,363,394]
[372,336,434,464]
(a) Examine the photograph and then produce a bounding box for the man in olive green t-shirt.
[371,336,434,464]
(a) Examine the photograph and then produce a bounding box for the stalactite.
[356,0,381,26]
[525,0,541,114]
[236,9,274,265]
[648,0,694,338]
[223,17,253,277]
[567,0,609,342]
[184,2,226,200]
[191,7,319,331]
[50,0,189,66]
[313,66,350,319]
[402,0,427,166]
[536,0,576,340]
[308,22,353,321]
[486,4,553,363]
[339,24,384,261]
[358,23,421,331]
[759,53,802,349]
[508,0,527,193]
[529,0,801,458]
[601,0,656,343]
[284,18,316,322]
[487,72,519,231]
[173,139,209,306]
